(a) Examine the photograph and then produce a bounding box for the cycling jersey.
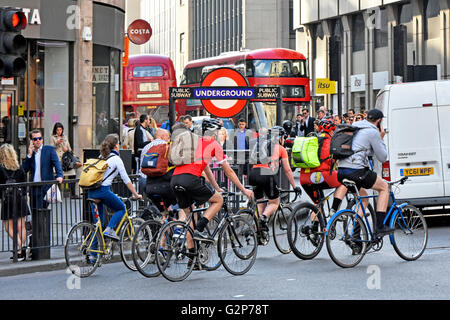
[173,136,226,177]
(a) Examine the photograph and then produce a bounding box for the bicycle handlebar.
[387,176,408,186]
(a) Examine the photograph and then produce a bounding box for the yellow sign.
[401,167,434,177]
[316,78,337,94]
[18,104,24,116]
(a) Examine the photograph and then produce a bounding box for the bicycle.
[236,187,301,254]
[65,197,144,277]
[153,189,257,282]
[287,186,375,260]
[131,204,221,278]
[325,176,428,268]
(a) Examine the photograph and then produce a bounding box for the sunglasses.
[33,137,43,141]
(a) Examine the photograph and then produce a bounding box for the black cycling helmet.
[282,120,293,134]
[202,118,222,133]
[269,126,287,139]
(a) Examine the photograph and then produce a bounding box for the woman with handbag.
[0,144,29,261]
[50,123,80,197]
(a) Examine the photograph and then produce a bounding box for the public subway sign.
[170,67,280,118]
[127,19,152,45]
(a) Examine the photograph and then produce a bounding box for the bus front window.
[250,60,308,78]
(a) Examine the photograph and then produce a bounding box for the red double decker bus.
[179,48,310,128]
[123,54,177,125]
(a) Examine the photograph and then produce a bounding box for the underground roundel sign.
[197,68,251,118]
[127,19,152,45]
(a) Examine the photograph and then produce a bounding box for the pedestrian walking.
[0,144,29,261]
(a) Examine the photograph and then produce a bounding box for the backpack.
[168,129,199,166]
[329,124,362,160]
[249,134,277,165]
[79,154,117,189]
[291,136,326,168]
[141,142,172,177]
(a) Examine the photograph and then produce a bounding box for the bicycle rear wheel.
[119,217,145,271]
[391,205,428,261]
[201,216,222,271]
[65,222,103,278]
[326,211,368,268]
[156,221,196,282]
[218,215,257,276]
[272,205,293,254]
[287,202,325,260]
[132,219,163,278]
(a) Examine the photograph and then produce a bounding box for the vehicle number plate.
[400,167,434,176]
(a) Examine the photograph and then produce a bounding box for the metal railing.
[0,175,141,261]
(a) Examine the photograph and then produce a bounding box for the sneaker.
[193,230,215,243]
[260,218,269,232]
[10,250,25,262]
[103,228,120,241]
[375,225,395,237]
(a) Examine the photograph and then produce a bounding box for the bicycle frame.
[87,203,132,255]
[325,185,409,246]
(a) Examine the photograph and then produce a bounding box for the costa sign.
[127,19,152,45]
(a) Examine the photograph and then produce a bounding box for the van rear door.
[436,81,450,197]
[388,82,444,200]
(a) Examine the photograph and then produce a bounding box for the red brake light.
[382,161,391,181]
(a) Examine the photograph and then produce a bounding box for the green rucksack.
[291,136,325,169]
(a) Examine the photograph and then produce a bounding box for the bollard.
[31,208,51,260]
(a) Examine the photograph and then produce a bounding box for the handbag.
[62,151,81,172]
[45,184,62,203]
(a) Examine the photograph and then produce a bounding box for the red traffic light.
[0,10,27,31]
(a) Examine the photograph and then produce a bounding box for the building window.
[424,0,440,40]
[352,14,365,52]
[374,8,388,48]
[399,2,413,43]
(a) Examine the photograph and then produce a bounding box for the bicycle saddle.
[342,179,357,187]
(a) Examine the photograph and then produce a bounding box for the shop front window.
[28,41,69,145]
[93,45,121,146]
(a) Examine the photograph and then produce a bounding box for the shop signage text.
[92,66,109,83]
[19,8,41,25]
[315,78,336,94]
[127,19,152,45]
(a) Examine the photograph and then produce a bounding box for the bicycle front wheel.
[391,205,428,261]
[218,215,258,276]
[156,221,197,282]
[65,222,103,278]
[326,211,368,268]
[119,217,145,271]
[287,202,325,260]
[132,219,163,278]
[272,205,293,254]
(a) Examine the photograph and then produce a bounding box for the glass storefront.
[27,40,70,146]
[93,45,121,146]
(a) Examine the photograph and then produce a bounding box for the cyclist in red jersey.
[170,118,254,243]
[249,126,301,232]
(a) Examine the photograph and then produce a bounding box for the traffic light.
[0,8,27,78]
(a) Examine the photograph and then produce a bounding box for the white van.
[375,80,450,208]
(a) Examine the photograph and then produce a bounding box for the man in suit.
[23,129,63,209]
[292,113,305,137]
[300,108,315,137]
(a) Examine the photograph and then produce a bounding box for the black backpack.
[249,134,277,165]
[329,124,363,160]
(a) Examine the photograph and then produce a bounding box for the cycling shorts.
[170,174,215,209]
[337,167,377,190]
[248,167,280,200]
